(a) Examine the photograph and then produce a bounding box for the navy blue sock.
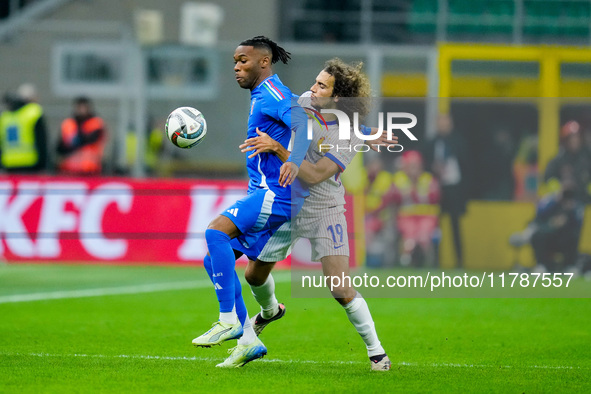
[205,229,236,313]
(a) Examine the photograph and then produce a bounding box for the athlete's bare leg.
[320,255,386,361]
[245,259,276,286]
[207,215,242,238]
[320,255,356,305]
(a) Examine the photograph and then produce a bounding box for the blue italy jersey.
[246,74,309,202]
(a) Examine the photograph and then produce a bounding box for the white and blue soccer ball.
[165,107,207,148]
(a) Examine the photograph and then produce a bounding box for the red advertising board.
[0,176,246,263]
[0,176,356,266]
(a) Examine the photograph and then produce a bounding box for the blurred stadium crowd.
[1,85,164,176]
[363,114,591,273]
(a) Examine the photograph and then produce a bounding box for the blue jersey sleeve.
[260,95,310,166]
[283,103,310,167]
[258,80,311,167]
[360,124,372,136]
[260,95,288,121]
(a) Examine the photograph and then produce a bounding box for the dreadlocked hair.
[323,58,371,119]
[239,36,291,65]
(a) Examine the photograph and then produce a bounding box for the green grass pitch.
[1,264,590,393]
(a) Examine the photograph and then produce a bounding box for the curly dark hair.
[323,58,371,118]
[239,36,291,65]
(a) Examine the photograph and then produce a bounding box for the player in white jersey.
[239,58,396,371]
[255,102,357,261]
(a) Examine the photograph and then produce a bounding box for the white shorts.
[258,207,350,262]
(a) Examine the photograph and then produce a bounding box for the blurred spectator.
[56,97,107,176]
[481,128,516,200]
[510,183,584,273]
[385,151,440,267]
[0,84,49,173]
[542,120,591,203]
[365,156,392,215]
[364,155,395,267]
[513,133,538,201]
[124,118,164,176]
[582,126,591,154]
[423,113,468,268]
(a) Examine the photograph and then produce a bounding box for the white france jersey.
[297,91,362,217]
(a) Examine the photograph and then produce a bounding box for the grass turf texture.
[0,264,589,393]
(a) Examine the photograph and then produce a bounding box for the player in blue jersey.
[191,36,310,368]
[240,59,394,370]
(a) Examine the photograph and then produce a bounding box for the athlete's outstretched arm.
[241,127,397,159]
[240,128,290,162]
[240,128,339,186]
[363,126,399,151]
[297,157,339,185]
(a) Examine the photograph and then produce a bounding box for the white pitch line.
[0,280,211,304]
[0,272,293,304]
[0,352,586,370]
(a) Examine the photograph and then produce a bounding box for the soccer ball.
[165,107,207,148]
